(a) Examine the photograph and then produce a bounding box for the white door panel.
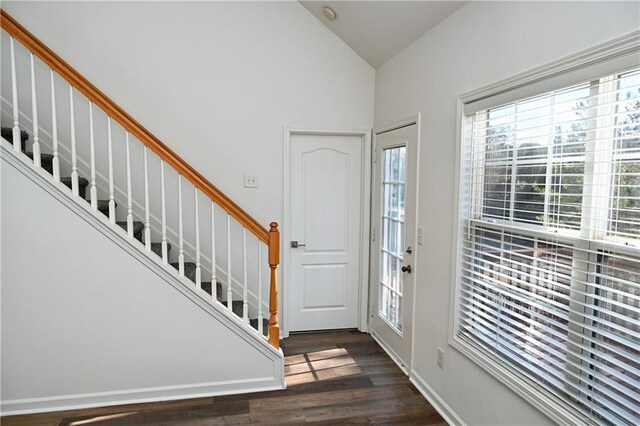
[371,123,418,370]
[289,134,362,331]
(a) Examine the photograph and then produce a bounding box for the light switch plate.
[244,174,259,188]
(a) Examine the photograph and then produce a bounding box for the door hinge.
[372,228,376,241]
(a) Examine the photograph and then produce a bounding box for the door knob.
[291,240,306,248]
[402,265,412,274]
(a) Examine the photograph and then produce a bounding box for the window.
[380,146,406,331]
[457,66,640,425]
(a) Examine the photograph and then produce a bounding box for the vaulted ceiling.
[300,1,468,68]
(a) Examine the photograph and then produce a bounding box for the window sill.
[448,335,596,426]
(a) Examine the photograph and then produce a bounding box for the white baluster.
[107,117,116,223]
[10,37,21,153]
[144,146,151,251]
[161,160,168,264]
[195,188,201,288]
[89,102,97,210]
[29,54,40,167]
[211,201,217,302]
[258,244,263,336]
[50,70,60,181]
[227,214,233,312]
[125,132,133,238]
[69,86,79,196]
[243,228,249,324]
[178,175,184,276]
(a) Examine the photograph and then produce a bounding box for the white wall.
[374,2,639,425]
[0,1,374,332]
[1,0,374,228]
[0,148,283,414]
[4,0,638,422]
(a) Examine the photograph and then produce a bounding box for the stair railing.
[0,9,281,349]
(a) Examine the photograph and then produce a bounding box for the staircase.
[2,125,270,333]
[0,8,283,415]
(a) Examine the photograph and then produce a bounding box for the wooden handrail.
[0,9,269,243]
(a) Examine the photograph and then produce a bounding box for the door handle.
[291,240,306,248]
[402,265,412,274]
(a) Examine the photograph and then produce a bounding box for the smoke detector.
[323,6,337,21]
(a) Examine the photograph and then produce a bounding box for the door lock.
[402,265,412,274]
[291,240,306,248]
[406,246,413,254]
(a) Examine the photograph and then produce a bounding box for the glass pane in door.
[380,146,406,331]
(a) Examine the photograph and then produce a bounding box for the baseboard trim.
[369,330,464,426]
[409,370,466,426]
[1,377,283,416]
[370,331,409,375]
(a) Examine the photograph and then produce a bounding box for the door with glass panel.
[371,123,418,370]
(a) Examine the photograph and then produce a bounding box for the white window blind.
[458,67,640,425]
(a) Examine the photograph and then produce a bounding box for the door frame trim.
[370,112,421,371]
[282,125,372,338]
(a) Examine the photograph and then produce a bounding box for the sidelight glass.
[380,145,407,331]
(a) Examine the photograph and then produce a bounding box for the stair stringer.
[0,139,285,415]
[0,100,268,314]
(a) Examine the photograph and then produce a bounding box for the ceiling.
[300,1,468,68]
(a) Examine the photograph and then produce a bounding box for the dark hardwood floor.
[2,331,446,425]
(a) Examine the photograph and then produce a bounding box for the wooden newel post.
[267,222,280,349]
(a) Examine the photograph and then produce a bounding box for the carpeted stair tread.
[96,199,116,214]
[116,221,144,242]
[1,126,29,141]
[150,242,171,258]
[214,299,244,317]
[1,126,28,150]
[170,261,197,282]
[60,176,89,186]
[25,151,54,162]
[25,151,54,174]
[249,318,269,337]
[60,176,89,199]
[116,220,144,234]
[200,282,223,299]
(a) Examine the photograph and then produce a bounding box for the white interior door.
[370,123,418,370]
[289,133,363,332]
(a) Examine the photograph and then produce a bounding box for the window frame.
[449,31,640,425]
